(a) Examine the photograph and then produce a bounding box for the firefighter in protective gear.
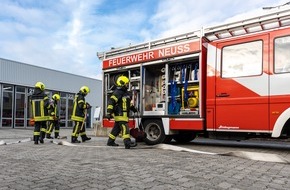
[46,94,60,139]
[106,75,137,149]
[71,86,92,143]
[30,82,51,144]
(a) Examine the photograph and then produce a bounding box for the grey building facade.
[0,58,102,128]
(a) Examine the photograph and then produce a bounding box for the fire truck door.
[215,35,269,132]
[269,30,290,134]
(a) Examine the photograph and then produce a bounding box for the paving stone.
[218,181,232,189]
[1,128,290,189]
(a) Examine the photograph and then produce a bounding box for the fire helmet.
[116,76,129,87]
[80,86,90,95]
[52,94,60,101]
[35,82,45,91]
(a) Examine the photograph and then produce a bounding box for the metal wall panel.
[0,58,102,110]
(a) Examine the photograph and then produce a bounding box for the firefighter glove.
[86,102,92,109]
[131,106,138,113]
[105,113,113,120]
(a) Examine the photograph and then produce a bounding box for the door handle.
[216,93,230,97]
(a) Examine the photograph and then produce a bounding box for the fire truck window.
[274,36,290,73]
[221,41,262,78]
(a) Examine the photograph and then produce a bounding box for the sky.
[0,0,288,80]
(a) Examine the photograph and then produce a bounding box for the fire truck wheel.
[143,120,166,145]
[173,132,196,143]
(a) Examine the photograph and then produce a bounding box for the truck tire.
[143,120,166,145]
[173,132,196,143]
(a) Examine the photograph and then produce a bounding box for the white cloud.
[0,0,289,81]
[148,0,286,38]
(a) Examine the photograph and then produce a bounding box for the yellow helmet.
[116,76,129,87]
[52,94,60,101]
[35,82,45,91]
[80,86,90,95]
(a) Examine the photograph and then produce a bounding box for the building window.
[221,40,263,78]
[67,93,74,127]
[1,84,13,127]
[15,87,26,127]
[59,93,67,127]
[27,87,34,128]
[58,92,74,127]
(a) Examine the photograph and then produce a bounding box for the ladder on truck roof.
[204,7,290,41]
[97,30,201,60]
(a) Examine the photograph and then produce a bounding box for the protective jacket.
[71,92,89,122]
[48,99,59,121]
[107,87,137,122]
[30,88,50,121]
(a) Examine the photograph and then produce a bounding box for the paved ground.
[0,128,290,190]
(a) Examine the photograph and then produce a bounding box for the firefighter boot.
[71,136,81,143]
[81,135,91,142]
[124,139,137,149]
[54,132,59,139]
[107,138,119,147]
[34,136,39,145]
[39,136,44,144]
[46,134,53,139]
[39,131,45,143]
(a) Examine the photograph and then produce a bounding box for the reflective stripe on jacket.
[71,92,87,122]
[30,88,50,121]
[107,87,134,122]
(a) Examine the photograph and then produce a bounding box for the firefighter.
[71,86,92,143]
[46,93,60,139]
[106,75,137,149]
[31,82,50,144]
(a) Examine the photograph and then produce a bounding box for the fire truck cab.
[98,7,290,145]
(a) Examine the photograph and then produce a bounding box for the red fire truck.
[98,7,290,145]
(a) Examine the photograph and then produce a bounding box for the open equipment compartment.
[142,55,200,117]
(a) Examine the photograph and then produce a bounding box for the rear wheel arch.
[272,108,290,137]
[281,118,290,136]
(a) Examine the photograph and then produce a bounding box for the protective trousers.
[33,121,46,144]
[46,121,54,138]
[54,120,60,138]
[46,120,60,138]
[71,121,90,142]
[107,121,132,148]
